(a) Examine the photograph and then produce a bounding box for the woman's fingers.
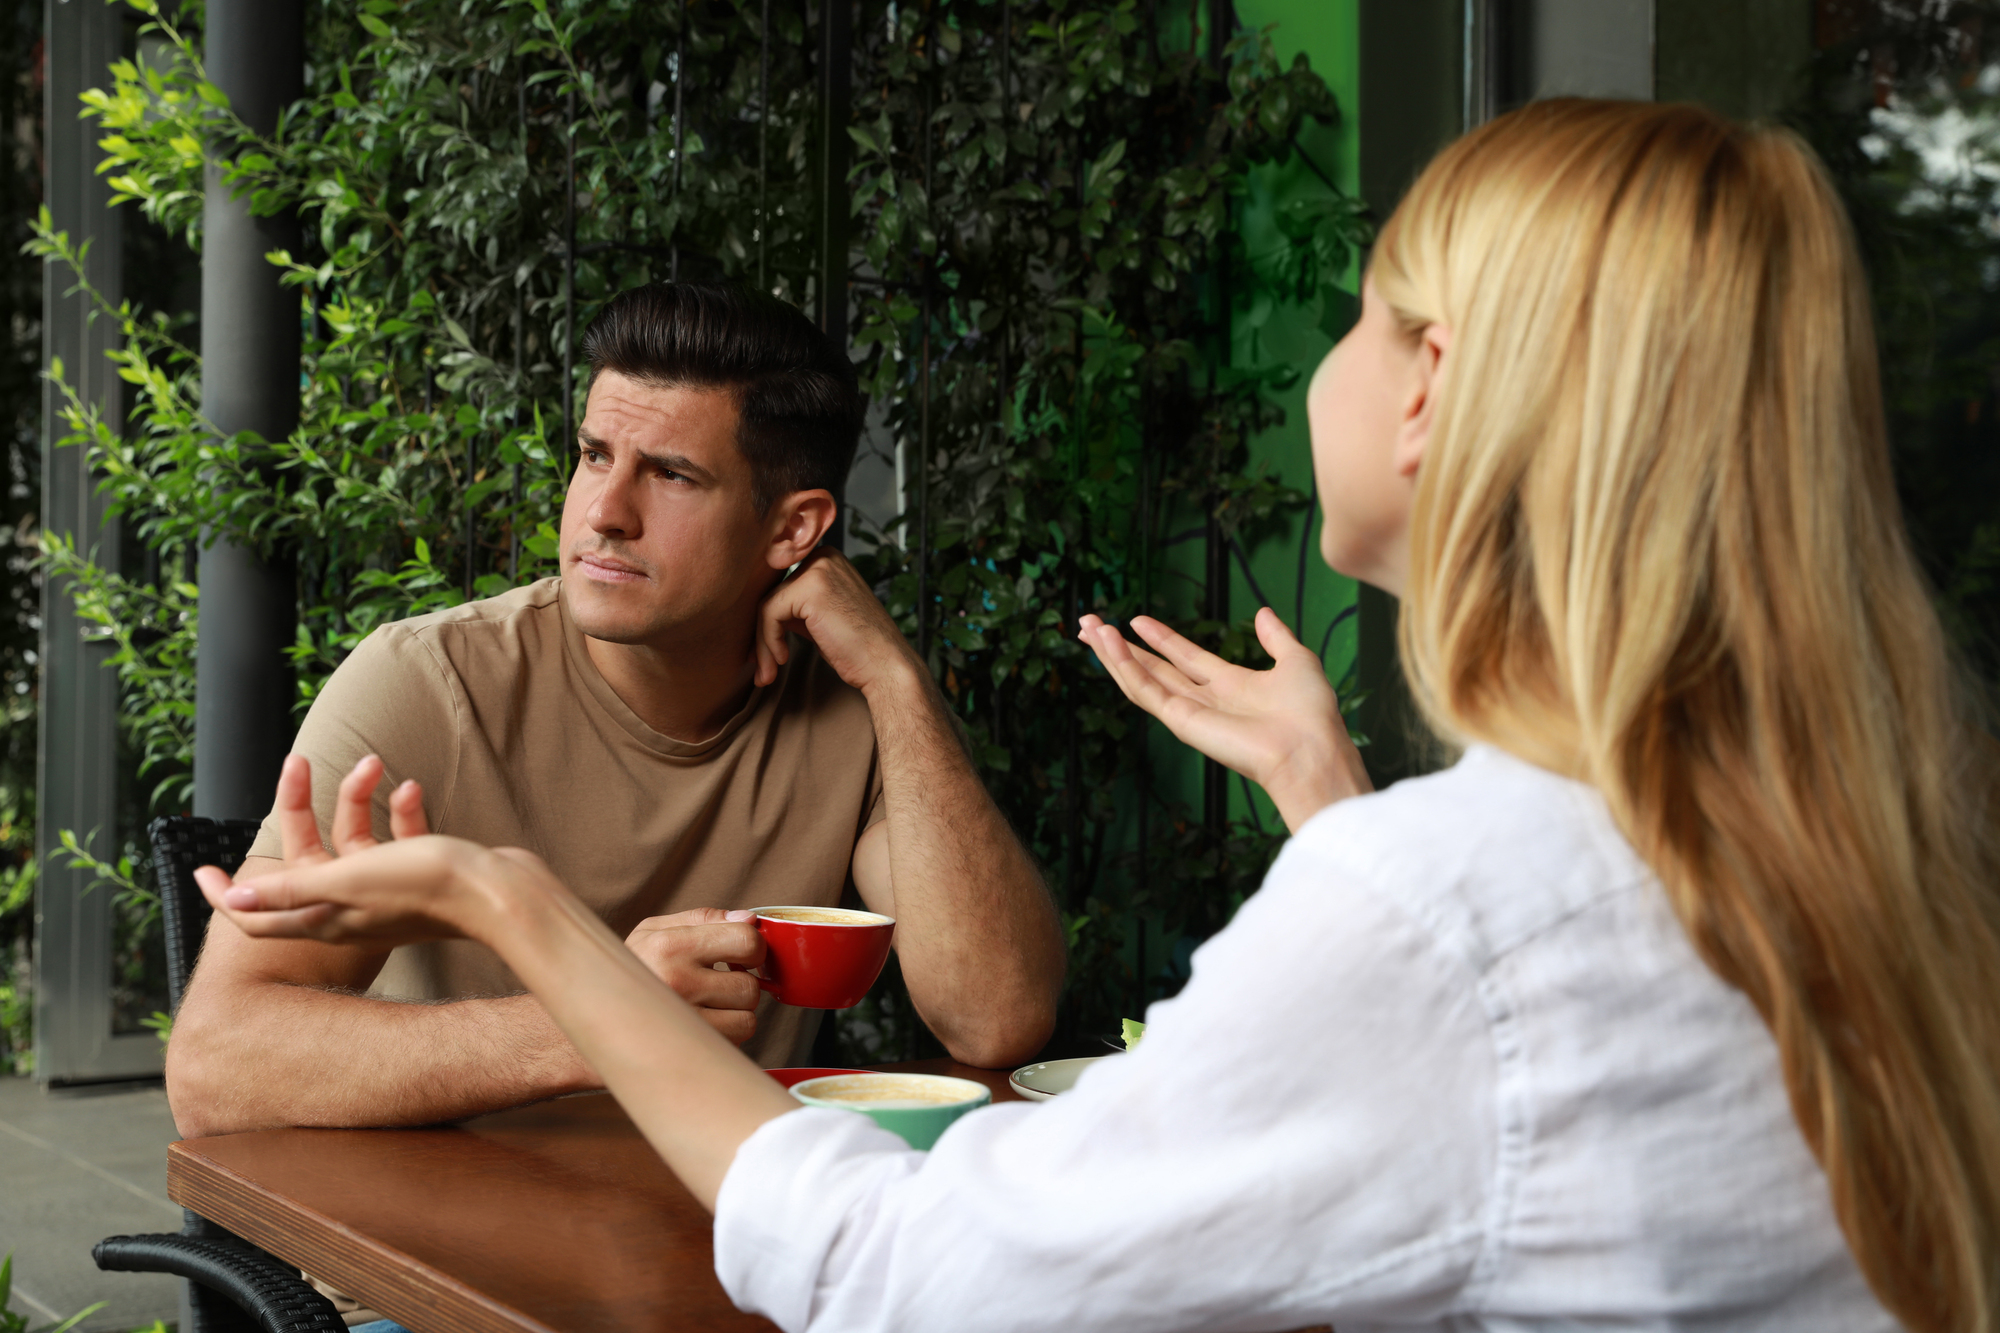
[1080,620,1185,715]
[1128,615,1230,686]
[196,838,477,947]
[1253,606,1309,661]
[331,756,386,853]
[1080,617,1204,698]
[273,755,332,866]
[195,864,339,938]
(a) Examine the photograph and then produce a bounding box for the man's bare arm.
[756,553,1064,1069]
[849,668,1064,1066]
[167,757,767,1138]
[166,857,600,1138]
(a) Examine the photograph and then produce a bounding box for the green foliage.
[1789,7,2000,688]
[0,788,35,1075]
[40,0,1365,1056]
[832,3,1364,1032]
[0,1255,103,1333]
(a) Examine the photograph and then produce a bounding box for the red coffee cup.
[752,907,896,1009]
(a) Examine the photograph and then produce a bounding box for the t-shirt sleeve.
[712,815,1500,1333]
[247,625,462,861]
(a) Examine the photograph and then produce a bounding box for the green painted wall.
[1147,0,1364,831]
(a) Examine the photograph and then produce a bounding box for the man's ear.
[766,489,839,568]
[1394,322,1452,479]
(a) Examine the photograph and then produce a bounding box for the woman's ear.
[766,489,838,568]
[1395,323,1452,479]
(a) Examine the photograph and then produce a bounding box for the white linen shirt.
[713,745,1895,1332]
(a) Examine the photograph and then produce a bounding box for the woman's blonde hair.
[1372,98,2000,1332]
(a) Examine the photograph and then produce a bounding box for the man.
[168,280,1065,1137]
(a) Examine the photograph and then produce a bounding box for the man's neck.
[582,625,760,743]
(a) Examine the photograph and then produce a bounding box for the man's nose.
[586,464,642,538]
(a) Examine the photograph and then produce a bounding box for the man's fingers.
[754,591,798,689]
[681,921,768,969]
[331,756,386,852]
[274,755,332,866]
[631,907,742,930]
[387,779,431,841]
[626,918,767,971]
[676,966,762,1013]
[700,1007,759,1046]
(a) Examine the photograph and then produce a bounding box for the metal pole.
[759,0,771,291]
[1200,0,1234,837]
[914,0,934,664]
[37,0,155,1084]
[818,0,854,551]
[463,429,477,598]
[997,0,1009,442]
[817,0,851,346]
[194,0,302,823]
[563,86,577,462]
[673,0,687,283]
[510,71,527,582]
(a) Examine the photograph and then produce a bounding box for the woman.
[200,100,1998,1332]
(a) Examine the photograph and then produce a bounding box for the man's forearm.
[865,663,1064,1067]
[167,983,596,1137]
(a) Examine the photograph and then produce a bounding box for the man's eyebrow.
[575,430,716,484]
[636,448,715,483]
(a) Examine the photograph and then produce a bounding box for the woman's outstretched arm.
[196,835,799,1210]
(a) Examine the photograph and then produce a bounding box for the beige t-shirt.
[251,577,884,1067]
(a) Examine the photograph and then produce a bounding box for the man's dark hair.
[579,280,862,513]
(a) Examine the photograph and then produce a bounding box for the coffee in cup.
[791,1072,991,1148]
[751,906,895,1010]
[756,907,885,926]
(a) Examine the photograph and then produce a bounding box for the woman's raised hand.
[203,752,562,948]
[196,836,559,948]
[1078,607,1372,831]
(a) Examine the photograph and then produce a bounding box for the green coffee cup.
[790,1072,992,1149]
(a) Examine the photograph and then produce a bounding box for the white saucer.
[1009,1055,1109,1101]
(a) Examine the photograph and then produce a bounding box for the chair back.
[148,816,262,1012]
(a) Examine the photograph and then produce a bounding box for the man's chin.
[561,576,667,645]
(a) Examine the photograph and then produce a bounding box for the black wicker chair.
[92,816,349,1333]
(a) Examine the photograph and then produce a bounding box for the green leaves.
[0,1254,104,1333]
[37,0,1366,1051]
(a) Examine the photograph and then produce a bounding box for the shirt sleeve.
[246,624,462,860]
[712,816,1502,1333]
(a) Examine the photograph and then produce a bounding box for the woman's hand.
[1078,607,1372,831]
[196,833,555,948]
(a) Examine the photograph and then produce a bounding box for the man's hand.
[1078,607,1372,832]
[754,549,921,695]
[272,751,433,869]
[623,910,767,1046]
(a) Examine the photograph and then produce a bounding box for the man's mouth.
[573,551,649,584]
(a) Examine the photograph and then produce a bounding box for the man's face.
[560,372,776,645]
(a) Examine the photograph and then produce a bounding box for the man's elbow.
[164,1001,253,1139]
[940,991,1059,1070]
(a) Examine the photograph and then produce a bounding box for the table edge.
[169,1139,560,1333]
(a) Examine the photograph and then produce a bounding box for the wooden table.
[167,1059,1025,1333]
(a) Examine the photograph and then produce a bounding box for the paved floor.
[0,1076,182,1333]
